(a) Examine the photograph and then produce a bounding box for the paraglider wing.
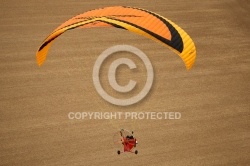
[36,6,196,69]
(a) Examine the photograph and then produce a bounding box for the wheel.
[117,150,120,155]
[135,150,138,154]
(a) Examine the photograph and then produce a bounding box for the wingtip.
[36,57,44,67]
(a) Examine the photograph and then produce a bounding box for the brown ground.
[0,0,249,165]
